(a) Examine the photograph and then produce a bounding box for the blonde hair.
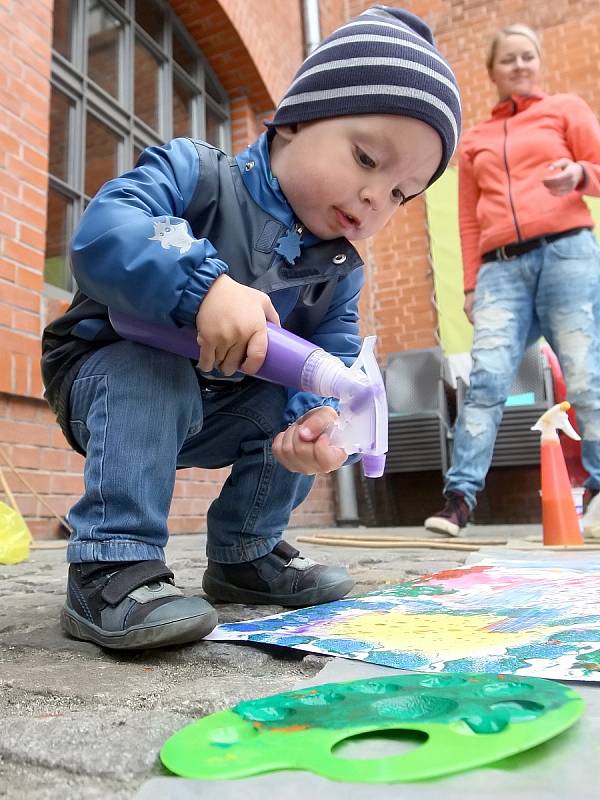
[486,24,541,70]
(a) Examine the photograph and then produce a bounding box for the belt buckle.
[497,245,515,262]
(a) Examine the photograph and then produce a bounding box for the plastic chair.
[384,347,451,473]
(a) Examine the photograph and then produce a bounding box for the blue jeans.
[446,229,600,509]
[66,340,314,564]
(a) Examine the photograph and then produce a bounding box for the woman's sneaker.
[424,492,470,536]
[202,540,354,607]
[61,560,218,650]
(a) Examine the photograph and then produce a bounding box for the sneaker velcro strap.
[271,540,300,563]
[101,560,174,606]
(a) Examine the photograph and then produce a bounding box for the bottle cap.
[360,453,386,478]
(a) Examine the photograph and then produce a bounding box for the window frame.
[45,0,230,296]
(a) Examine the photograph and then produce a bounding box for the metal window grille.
[45,0,230,294]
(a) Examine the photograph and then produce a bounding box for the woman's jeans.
[66,340,314,564]
[446,229,600,509]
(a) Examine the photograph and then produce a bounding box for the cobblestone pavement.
[0,525,539,799]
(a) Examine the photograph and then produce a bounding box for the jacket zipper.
[503,108,522,241]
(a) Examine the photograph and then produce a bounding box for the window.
[45,0,230,292]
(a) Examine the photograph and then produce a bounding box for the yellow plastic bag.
[0,500,32,565]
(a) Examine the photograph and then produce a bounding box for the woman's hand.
[195,274,280,375]
[272,406,347,475]
[463,290,475,325]
[542,159,585,196]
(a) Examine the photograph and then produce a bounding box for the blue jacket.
[42,134,364,448]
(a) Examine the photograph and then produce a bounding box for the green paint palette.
[160,673,584,783]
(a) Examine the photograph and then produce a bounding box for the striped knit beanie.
[269,5,461,186]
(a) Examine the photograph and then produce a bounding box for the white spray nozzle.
[531,401,581,442]
[300,337,388,477]
[328,337,388,477]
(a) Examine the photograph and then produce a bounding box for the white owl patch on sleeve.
[148,217,198,254]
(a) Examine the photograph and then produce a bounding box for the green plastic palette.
[160,673,584,783]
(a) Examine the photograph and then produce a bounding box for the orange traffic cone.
[532,402,584,546]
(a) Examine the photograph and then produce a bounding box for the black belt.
[482,227,589,263]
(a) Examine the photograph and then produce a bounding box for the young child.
[42,5,461,650]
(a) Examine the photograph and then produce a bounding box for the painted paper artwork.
[207,559,600,682]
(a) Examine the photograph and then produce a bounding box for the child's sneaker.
[583,488,600,539]
[424,492,470,536]
[61,560,218,650]
[202,540,353,607]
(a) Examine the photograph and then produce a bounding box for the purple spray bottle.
[109,310,388,477]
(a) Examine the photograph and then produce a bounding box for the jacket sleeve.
[283,268,364,425]
[564,95,600,197]
[70,138,228,327]
[458,144,483,292]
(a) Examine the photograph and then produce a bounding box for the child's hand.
[272,406,348,475]
[542,159,585,196]
[196,274,280,375]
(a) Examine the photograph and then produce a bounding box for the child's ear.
[274,123,299,142]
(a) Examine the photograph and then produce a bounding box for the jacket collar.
[236,134,295,228]
[235,133,320,246]
[491,90,546,119]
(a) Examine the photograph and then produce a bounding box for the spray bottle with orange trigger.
[531,401,584,545]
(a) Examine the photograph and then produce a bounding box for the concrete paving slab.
[134,659,600,800]
[3,523,584,800]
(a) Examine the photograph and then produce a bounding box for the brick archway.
[170,0,299,148]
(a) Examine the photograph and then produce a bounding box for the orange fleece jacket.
[459,92,600,291]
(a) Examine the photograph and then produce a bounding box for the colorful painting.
[206,558,600,682]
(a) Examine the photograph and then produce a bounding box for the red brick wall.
[170,0,304,122]
[339,0,600,363]
[0,0,78,539]
[318,0,347,37]
[4,1,599,537]
[217,0,304,108]
[406,0,600,131]
[354,0,600,522]
[0,0,51,401]
[170,1,338,533]
[322,0,440,357]
[0,392,83,538]
[0,0,336,539]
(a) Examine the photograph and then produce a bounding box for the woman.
[425,24,600,535]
